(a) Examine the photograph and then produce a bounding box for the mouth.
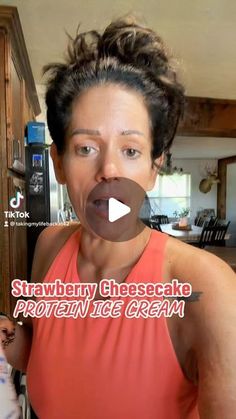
[94,198,109,208]
[92,198,109,219]
[92,197,125,219]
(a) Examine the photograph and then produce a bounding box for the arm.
[194,259,236,418]
[169,238,236,417]
[178,247,236,418]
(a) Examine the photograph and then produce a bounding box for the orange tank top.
[27,229,199,419]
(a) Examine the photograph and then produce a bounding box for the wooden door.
[0,29,7,169]
[8,175,27,313]
[0,30,9,313]
[0,171,10,314]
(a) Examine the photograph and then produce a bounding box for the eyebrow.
[70,128,100,137]
[70,128,145,137]
[120,130,145,137]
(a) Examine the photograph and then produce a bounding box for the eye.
[75,145,97,156]
[123,148,141,159]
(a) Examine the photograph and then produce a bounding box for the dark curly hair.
[44,17,185,159]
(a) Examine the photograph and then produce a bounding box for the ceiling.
[1,0,236,158]
[1,0,236,99]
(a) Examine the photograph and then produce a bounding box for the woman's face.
[52,84,161,231]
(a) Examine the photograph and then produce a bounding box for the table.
[160,223,231,244]
[205,247,236,272]
[160,223,202,242]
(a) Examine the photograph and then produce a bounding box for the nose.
[95,150,120,183]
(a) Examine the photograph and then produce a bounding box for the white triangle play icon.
[108,198,131,222]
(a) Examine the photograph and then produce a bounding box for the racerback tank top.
[27,228,199,419]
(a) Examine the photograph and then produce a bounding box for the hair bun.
[66,18,176,83]
[66,30,101,67]
[99,18,171,78]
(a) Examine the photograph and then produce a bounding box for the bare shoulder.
[166,237,236,415]
[165,236,236,292]
[164,235,236,340]
[31,222,80,283]
[167,234,236,319]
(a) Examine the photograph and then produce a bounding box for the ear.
[147,153,165,191]
[50,143,66,184]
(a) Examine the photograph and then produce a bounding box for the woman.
[1,17,236,419]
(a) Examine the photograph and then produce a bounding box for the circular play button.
[85,177,151,241]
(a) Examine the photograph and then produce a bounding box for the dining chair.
[206,216,218,227]
[216,219,229,226]
[152,215,169,224]
[150,221,162,232]
[142,219,153,228]
[195,216,218,227]
[198,222,230,248]
[194,216,205,227]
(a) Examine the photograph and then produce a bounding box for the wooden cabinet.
[8,54,25,171]
[0,6,40,314]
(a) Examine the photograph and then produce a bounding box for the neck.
[78,226,151,272]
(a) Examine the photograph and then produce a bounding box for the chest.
[28,308,198,418]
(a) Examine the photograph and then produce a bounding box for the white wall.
[36,84,51,145]
[173,158,218,221]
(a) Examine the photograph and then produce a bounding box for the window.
[147,173,191,217]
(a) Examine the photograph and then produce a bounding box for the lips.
[92,196,125,220]
[93,197,124,206]
[94,198,109,210]
[91,198,109,219]
[86,179,130,220]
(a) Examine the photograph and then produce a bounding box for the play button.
[108,198,131,222]
[85,177,151,242]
